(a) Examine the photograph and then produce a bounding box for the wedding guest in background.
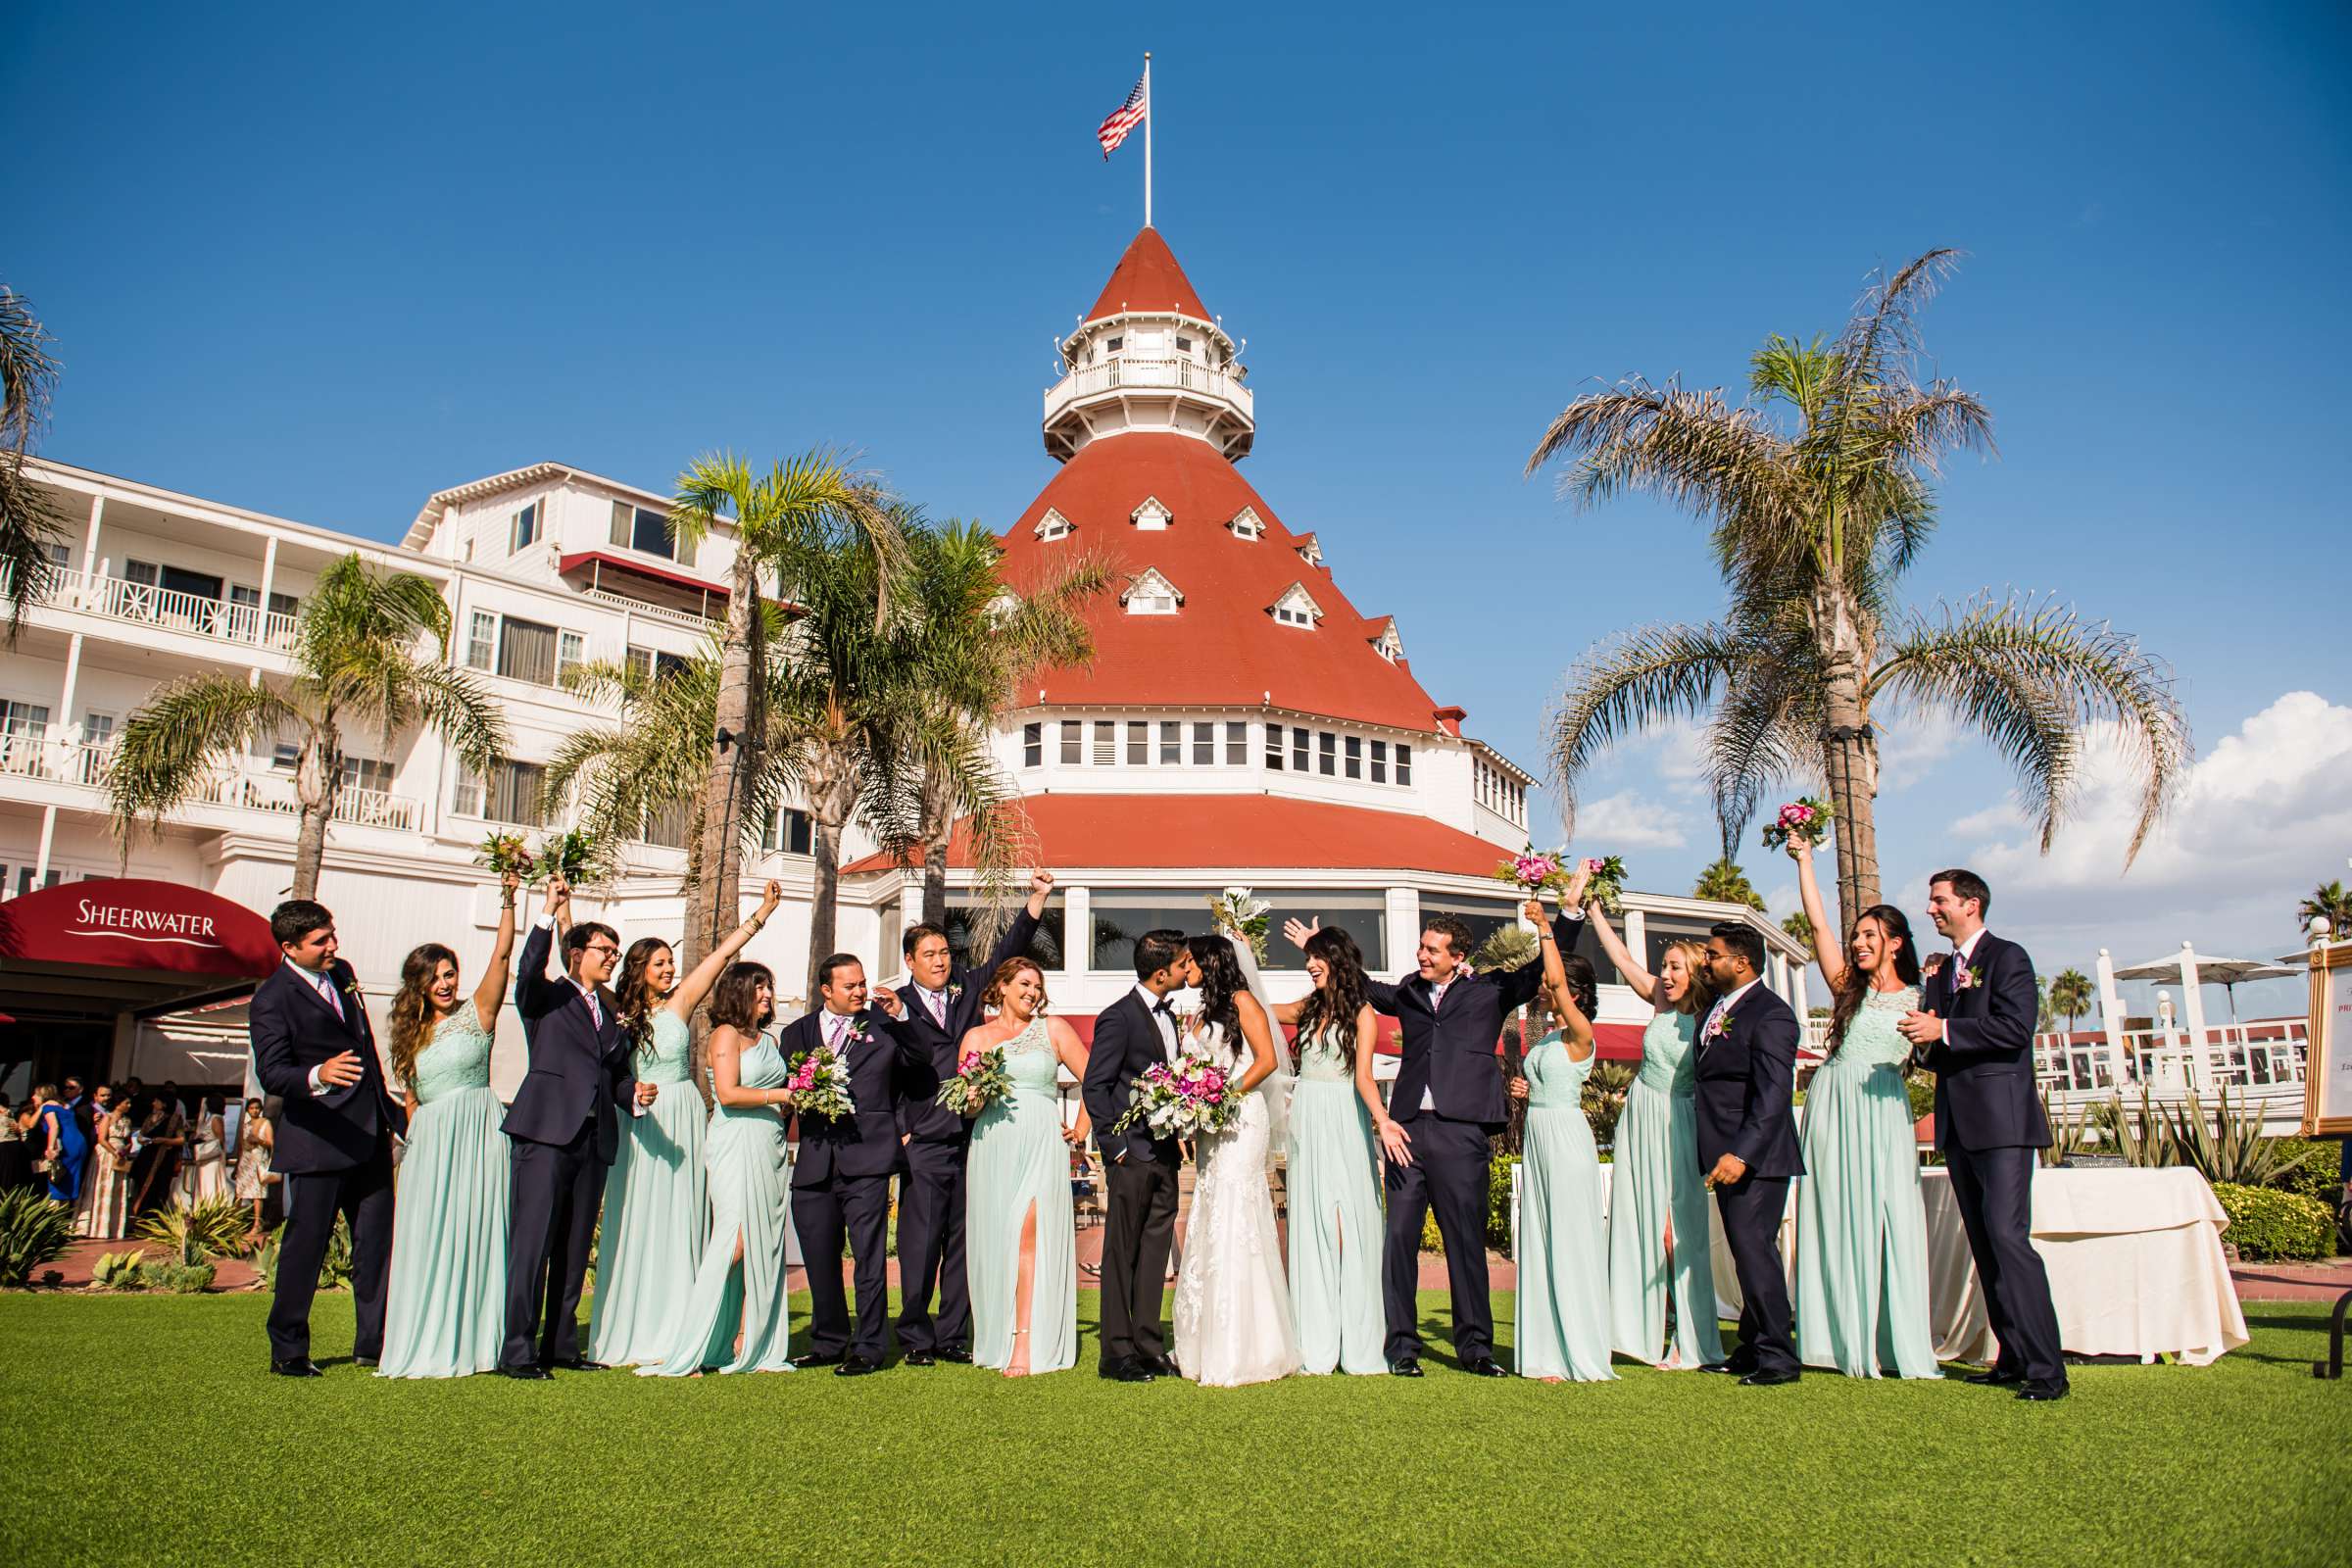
[1898,868,2067,1401]
[187,1094,229,1201]
[1508,903,1616,1384]
[0,1092,30,1192]
[128,1093,186,1217]
[74,1085,127,1239]
[65,1077,95,1156]
[1567,870,1723,1370]
[589,878,782,1368]
[641,961,798,1377]
[230,1097,274,1248]
[1786,838,1938,1379]
[377,871,522,1379]
[34,1084,88,1204]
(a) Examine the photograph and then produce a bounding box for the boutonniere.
[1952,965,1982,992]
[846,1020,874,1049]
[342,978,365,1004]
[948,982,964,1004]
[1707,1011,1734,1041]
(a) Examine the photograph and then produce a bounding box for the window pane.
[1089,889,1216,973]
[1318,731,1336,775]
[498,617,557,684]
[1126,720,1148,764]
[1226,720,1246,764]
[1265,723,1284,769]
[941,903,1067,972]
[1060,719,1081,764]
[1193,721,1213,765]
[1160,720,1181,764]
[1371,738,1388,783]
[611,500,632,548]
[557,630,586,684]
[1345,735,1362,779]
[1255,891,1387,973]
[1094,720,1116,765]
[1397,743,1412,785]
[511,504,538,553]
[642,798,690,848]
[631,506,675,559]
[1023,722,1042,767]
[1293,729,1309,770]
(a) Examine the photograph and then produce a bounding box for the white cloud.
[1573,789,1692,851]
[1639,718,1711,796]
[1877,709,1961,791]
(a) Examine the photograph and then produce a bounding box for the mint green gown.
[1607,1010,1724,1368]
[963,1018,1076,1374]
[378,1011,509,1379]
[1794,986,1940,1378]
[1516,1033,1616,1382]
[589,1011,708,1365]
[1284,1024,1386,1375]
[638,1039,794,1376]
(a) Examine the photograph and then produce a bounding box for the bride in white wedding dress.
[1171,933,1301,1387]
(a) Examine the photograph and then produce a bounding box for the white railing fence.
[37,566,298,650]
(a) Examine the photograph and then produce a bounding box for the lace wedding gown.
[1171,1022,1301,1387]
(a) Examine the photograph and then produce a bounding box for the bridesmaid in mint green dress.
[1261,927,1388,1375]
[641,962,797,1376]
[956,958,1091,1377]
[378,874,520,1379]
[1578,894,1724,1369]
[1510,907,1617,1382]
[1787,841,1939,1378]
[590,880,781,1366]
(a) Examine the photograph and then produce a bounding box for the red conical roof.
[1085,226,1211,324]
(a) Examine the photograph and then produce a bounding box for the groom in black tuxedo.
[1082,927,1190,1383]
[1899,867,2067,1400]
[249,899,405,1376]
[1694,921,1806,1385]
[499,879,655,1379]
[785,955,921,1376]
[890,870,1054,1367]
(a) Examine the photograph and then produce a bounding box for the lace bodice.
[1001,1016,1060,1094]
[411,1010,494,1102]
[1297,1023,1352,1083]
[1825,985,1921,1071]
[1524,1032,1594,1108]
[637,1009,694,1083]
[1635,1009,1698,1094]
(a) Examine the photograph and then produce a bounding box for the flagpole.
[1143,52,1153,229]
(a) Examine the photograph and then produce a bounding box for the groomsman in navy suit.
[1693,921,1805,1385]
[1899,867,2068,1400]
[784,955,922,1376]
[250,899,405,1375]
[890,870,1054,1366]
[499,877,657,1379]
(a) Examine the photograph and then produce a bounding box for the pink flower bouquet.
[1761,797,1835,852]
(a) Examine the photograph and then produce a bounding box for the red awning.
[558,550,729,600]
[0,879,280,1021]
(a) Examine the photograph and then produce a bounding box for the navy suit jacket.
[1083,989,1182,1167]
[1920,931,2051,1152]
[249,957,405,1175]
[1367,959,1543,1130]
[891,906,1041,1148]
[502,922,637,1164]
[1692,980,1805,1179]
[784,1006,921,1188]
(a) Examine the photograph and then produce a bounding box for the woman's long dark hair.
[387,943,459,1091]
[1829,905,1923,1052]
[614,937,671,1056]
[709,961,774,1034]
[1185,933,1244,1042]
[1557,954,1599,1022]
[1296,926,1370,1064]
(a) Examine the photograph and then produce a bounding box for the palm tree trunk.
[288,724,342,901]
[687,571,764,975]
[1813,588,1882,929]
[921,839,950,926]
[808,818,843,1003]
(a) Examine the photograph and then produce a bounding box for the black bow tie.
[1152,1000,1172,1015]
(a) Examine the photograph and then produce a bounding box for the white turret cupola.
[1044,227,1254,465]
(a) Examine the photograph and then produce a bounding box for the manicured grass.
[3,1289,2346,1564]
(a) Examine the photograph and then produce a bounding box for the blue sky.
[8,2,2349,1017]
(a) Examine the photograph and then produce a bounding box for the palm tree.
[0,285,66,637]
[1528,251,2190,932]
[2049,967,2094,1036]
[1692,857,1766,910]
[2298,880,2352,943]
[1782,909,1814,945]
[107,553,506,898]
[667,451,898,975]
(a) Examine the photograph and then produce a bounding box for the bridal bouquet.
[936,1045,1011,1116]
[784,1045,857,1120]
[1206,886,1271,962]
[1493,848,1574,898]
[1579,855,1628,915]
[474,832,537,880]
[1761,797,1835,852]
[1111,1042,1241,1139]
[533,827,612,888]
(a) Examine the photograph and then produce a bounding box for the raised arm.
[1788,840,1848,995]
[470,871,522,1032]
[1050,1017,1093,1146]
[970,870,1053,985]
[668,879,783,1020]
[1577,904,1655,1004]
[514,878,570,1019]
[1530,904,1596,1061]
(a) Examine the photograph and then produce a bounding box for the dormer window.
[1131,496,1172,531]
[1121,566,1183,615]
[1035,509,1073,541]
[1295,535,1323,567]
[1106,335,1124,354]
[1270,582,1323,628]
[1371,618,1404,662]
[1176,335,1194,354]
[1227,507,1264,541]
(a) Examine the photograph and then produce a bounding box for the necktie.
[583,987,602,1030]
[316,970,345,1023]
[927,990,947,1028]
[828,1015,848,1053]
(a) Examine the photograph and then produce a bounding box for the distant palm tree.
[1693,858,1766,911]
[1782,909,1814,945]
[1529,251,2190,933]
[0,285,66,637]
[2049,967,2094,1035]
[2298,880,2352,943]
[107,554,506,898]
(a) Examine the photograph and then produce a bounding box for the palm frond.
[1546,620,1755,835]
[1704,656,1819,858]
[402,662,508,775]
[107,677,298,848]
[0,287,65,637]
[1525,378,1801,535]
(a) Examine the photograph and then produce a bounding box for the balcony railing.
[192,769,421,832]
[1044,356,1254,422]
[35,566,298,652]
[0,734,113,786]
[579,586,722,630]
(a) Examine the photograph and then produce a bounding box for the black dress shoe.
[1100,1358,1155,1383]
[1740,1368,1802,1387]
[1697,1360,1756,1376]
[2015,1379,2070,1402]
[936,1346,973,1364]
[495,1363,553,1381]
[903,1350,936,1367]
[353,1357,379,1369]
[546,1357,609,1372]
[1966,1368,2024,1387]
[791,1351,845,1370]
[1389,1357,1424,1378]
[1461,1357,1508,1378]
[270,1357,322,1378]
[835,1354,881,1377]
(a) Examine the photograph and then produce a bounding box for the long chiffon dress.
[1794,986,1941,1378]
[1607,1009,1724,1368]
[640,1038,795,1376]
[963,1017,1077,1375]
[37,1101,87,1202]
[589,1011,709,1365]
[378,1012,511,1378]
[1516,1033,1616,1381]
[1283,1024,1386,1375]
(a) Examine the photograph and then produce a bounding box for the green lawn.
[3,1289,2346,1564]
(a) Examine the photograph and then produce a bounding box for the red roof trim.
[558,550,729,600]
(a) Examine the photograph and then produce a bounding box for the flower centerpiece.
[783,1045,856,1120]
[937,1045,1012,1116]
[1761,796,1835,852]
[1111,1040,1241,1139]
[474,832,536,880]
[1206,887,1272,963]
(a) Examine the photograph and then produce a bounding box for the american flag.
[1097,73,1148,160]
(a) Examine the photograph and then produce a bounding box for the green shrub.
[1583,1063,1632,1152]
[136,1198,253,1262]
[255,1214,355,1291]
[0,1188,76,1287]
[165,1261,217,1294]
[1415,1154,1522,1255]
[2214,1182,2334,1261]
[2266,1138,2345,1204]
[1906,1073,1936,1127]
[91,1249,149,1291]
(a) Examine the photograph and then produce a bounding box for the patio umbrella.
[2113,951,2302,1023]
